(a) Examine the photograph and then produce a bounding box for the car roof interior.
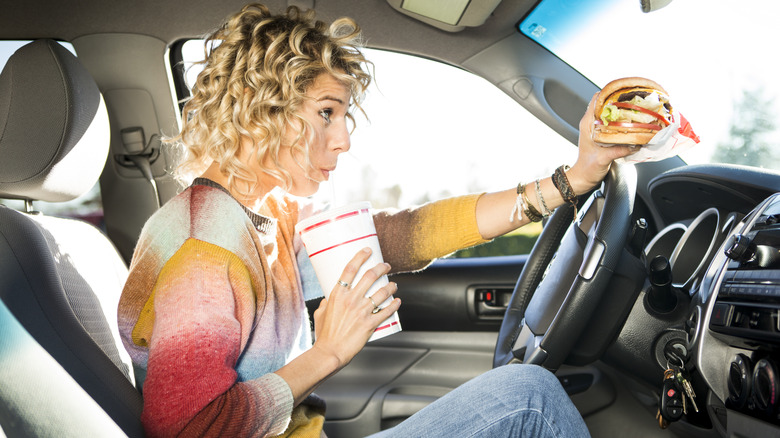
[1,0,591,144]
[3,0,531,60]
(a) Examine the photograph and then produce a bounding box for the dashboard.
[695,192,780,437]
[640,165,780,437]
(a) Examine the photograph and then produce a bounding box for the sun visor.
[386,0,503,32]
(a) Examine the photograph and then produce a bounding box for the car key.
[659,368,684,424]
[657,367,682,429]
[677,369,699,413]
[669,350,700,414]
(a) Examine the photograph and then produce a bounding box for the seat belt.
[116,127,161,209]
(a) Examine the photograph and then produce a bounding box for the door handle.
[473,287,513,318]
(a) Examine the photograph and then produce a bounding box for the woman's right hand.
[568,93,637,194]
[310,247,401,370]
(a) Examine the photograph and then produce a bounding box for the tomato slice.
[610,102,670,126]
[594,120,663,131]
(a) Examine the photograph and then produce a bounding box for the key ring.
[666,350,685,370]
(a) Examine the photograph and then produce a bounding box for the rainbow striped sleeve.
[131,238,294,437]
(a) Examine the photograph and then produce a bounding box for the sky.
[544,0,780,166]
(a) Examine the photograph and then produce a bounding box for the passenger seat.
[0,39,144,437]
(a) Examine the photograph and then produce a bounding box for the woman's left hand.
[567,93,638,195]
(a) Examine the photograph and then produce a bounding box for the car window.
[0,40,104,229]
[176,41,579,257]
[520,0,780,170]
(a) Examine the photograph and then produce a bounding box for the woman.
[118,4,635,437]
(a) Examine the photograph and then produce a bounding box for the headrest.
[0,39,109,202]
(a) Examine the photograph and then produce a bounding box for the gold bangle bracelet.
[520,183,543,222]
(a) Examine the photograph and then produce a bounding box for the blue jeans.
[366,364,590,438]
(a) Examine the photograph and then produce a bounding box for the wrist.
[566,163,602,195]
[309,342,347,374]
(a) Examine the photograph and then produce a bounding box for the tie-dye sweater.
[117,178,487,437]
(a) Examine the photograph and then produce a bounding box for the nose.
[330,119,351,154]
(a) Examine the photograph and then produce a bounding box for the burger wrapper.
[603,112,701,163]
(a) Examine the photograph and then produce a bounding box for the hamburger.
[593,77,674,145]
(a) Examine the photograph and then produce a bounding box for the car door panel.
[317,254,526,436]
[390,255,527,331]
[319,331,497,436]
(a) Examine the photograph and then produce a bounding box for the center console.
[708,194,780,424]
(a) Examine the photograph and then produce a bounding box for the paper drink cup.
[295,201,401,342]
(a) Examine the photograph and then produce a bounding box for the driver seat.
[0,40,144,436]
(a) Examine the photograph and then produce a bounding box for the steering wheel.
[493,161,637,370]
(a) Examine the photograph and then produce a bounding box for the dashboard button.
[752,358,779,413]
[711,303,730,326]
[728,354,753,409]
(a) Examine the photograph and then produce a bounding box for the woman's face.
[271,73,353,197]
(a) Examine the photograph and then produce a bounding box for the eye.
[319,109,332,124]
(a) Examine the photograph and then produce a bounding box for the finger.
[580,93,598,128]
[336,247,373,290]
[621,144,640,157]
[602,143,638,159]
[312,297,328,333]
[351,262,391,294]
[367,295,381,313]
[582,92,604,138]
[372,296,401,319]
[367,282,398,313]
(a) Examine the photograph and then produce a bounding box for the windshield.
[521,0,780,169]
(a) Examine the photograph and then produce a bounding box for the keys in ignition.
[677,370,699,413]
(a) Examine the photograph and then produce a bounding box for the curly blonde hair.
[170,3,372,195]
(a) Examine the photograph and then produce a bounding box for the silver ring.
[369,297,380,314]
[337,280,350,288]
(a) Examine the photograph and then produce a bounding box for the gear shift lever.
[647,255,676,313]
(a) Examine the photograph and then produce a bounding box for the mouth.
[320,167,336,181]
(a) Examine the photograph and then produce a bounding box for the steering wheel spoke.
[494,162,637,370]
